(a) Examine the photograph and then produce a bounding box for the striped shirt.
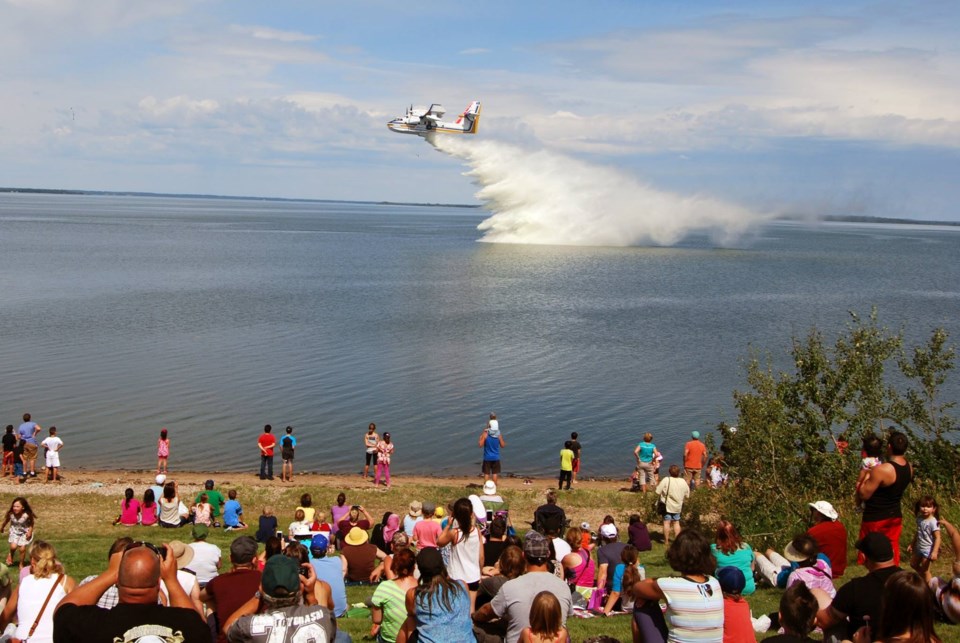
[371,579,410,643]
[657,576,723,642]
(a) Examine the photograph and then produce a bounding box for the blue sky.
[1,0,958,220]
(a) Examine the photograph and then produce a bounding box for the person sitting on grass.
[520,590,568,643]
[115,488,141,527]
[716,566,756,642]
[255,506,278,543]
[140,489,158,527]
[765,582,820,642]
[600,544,643,616]
[848,569,942,643]
[223,489,248,530]
[929,519,960,624]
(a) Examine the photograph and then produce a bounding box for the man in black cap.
[201,536,261,643]
[816,532,901,642]
[223,554,343,642]
[473,531,571,643]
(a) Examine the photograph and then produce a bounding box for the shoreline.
[1,468,630,497]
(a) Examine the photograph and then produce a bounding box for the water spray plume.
[432,137,770,247]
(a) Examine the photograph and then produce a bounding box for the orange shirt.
[684,439,707,469]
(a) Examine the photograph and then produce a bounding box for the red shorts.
[2,452,12,465]
[858,517,903,565]
[572,458,580,473]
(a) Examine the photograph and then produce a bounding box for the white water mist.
[432,137,769,247]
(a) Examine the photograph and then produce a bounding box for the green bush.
[719,310,958,543]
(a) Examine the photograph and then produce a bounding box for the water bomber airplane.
[387,100,481,136]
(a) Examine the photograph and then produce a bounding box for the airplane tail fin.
[455,100,481,133]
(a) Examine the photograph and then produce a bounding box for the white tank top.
[15,574,67,643]
[447,526,482,584]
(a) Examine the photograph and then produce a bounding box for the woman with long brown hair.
[851,570,943,643]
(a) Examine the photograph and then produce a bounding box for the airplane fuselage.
[387,101,481,137]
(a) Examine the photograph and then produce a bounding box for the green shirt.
[371,579,409,642]
[196,489,225,517]
[560,448,575,472]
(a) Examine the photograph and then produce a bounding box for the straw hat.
[408,501,422,517]
[345,527,369,546]
[168,540,194,569]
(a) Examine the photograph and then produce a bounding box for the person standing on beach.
[683,431,707,490]
[569,432,582,485]
[41,426,63,481]
[2,426,16,478]
[257,424,276,481]
[375,432,394,488]
[479,414,506,484]
[363,423,380,480]
[156,428,170,475]
[17,413,41,478]
[280,426,296,482]
[558,441,574,490]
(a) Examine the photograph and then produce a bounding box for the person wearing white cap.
[479,480,506,515]
[147,475,166,521]
[807,501,848,578]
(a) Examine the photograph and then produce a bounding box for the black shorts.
[466,580,480,591]
[482,460,501,475]
[365,452,377,466]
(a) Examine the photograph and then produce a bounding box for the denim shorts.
[664,512,681,521]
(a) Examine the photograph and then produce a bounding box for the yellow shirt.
[560,448,575,471]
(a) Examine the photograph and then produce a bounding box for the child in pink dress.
[193,493,213,527]
[374,433,395,488]
[157,428,170,474]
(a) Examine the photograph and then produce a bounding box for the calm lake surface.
[1,193,958,476]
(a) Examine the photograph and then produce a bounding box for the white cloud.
[229,24,318,42]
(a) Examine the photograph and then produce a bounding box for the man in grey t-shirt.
[473,531,572,643]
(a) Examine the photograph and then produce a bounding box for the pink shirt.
[140,502,158,526]
[412,520,442,549]
[119,499,141,526]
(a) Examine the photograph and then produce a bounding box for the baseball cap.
[191,524,209,540]
[168,540,194,569]
[261,555,301,596]
[856,532,894,563]
[230,536,258,564]
[599,524,617,539]
[310,533,329,554]
[691,431,700,439]
[716,566,746,594]
[483,480,497,495]
[434,506,445,519]
[523,531,551,559]
[155,474,166,485]
[808,501,839,521]
[417,548,445,577]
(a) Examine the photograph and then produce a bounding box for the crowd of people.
[0,411,957,642]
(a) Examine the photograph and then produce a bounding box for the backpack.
[281,435,294,459]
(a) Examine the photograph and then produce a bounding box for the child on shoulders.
[855,434,883,510]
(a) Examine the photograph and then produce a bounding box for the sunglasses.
[126,541,168,559]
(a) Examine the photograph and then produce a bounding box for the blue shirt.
[636,442,656,463]
[310,556,348,616]
[483,435,501,461]
[281,434,297,448]
[18,422,38,445]
[223,500,243,527]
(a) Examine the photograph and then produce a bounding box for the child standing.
[223,489,247,530]
[519,591,567,643]
[375,432,394,489]
[280,426,296,482]
[855,434,883,510]
[41,426,63,481]
[569,432,582,485]
[909,495,941,579]
[157,428,170,474]
[1,497,35,566]
[2,426,15,477]
[559,441,575,490]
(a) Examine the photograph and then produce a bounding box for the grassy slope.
[11,473,960,642]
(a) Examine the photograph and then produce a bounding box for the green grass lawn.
[12,476,960,642]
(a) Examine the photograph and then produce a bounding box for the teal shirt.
[711,543,756,595]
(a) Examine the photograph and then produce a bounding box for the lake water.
[1,193,958,477]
